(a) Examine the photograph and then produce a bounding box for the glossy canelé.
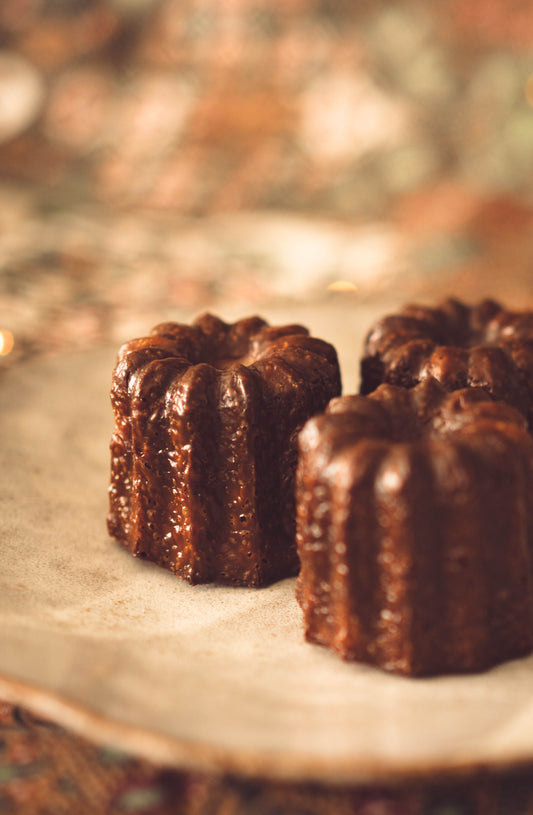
[296,379,533,676]
[108,313,341,587]
[361,298,533,427]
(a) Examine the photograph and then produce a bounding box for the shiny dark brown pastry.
[360,298,533,427]
[108,313,341,587]
[296,378,533,676]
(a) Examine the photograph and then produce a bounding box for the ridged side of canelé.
[296,399,390,654]
[108,337,187,550]
[296,380,533,676]
[431,424,533,673]
[360,298,533,428]
[108,313,341,587]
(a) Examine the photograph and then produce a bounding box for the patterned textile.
[1,1,533,361]
[1,185,533,369]
[2,702,533,815]
[0,0,532,217]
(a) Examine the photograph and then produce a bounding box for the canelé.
[108,313,341,587]
[296,379,533,676]
[361,298,533,427]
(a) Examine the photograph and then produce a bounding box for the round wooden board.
[2,316,533,784]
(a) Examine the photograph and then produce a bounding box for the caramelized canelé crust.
[108,313,341,587]
[361,298,533,427]
[296,379,533,676]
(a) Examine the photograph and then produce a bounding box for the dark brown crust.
[108,313,341,587]
[296,379,533,676]
[360,298,533,428]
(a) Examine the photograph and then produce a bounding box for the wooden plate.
[2,312,533,784]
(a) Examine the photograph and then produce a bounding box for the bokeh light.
[0,330,14,357]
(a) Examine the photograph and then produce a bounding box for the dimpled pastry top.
[361,298,533,427]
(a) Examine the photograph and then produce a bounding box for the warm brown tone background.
[1,2,533,812]
[1,0,533,364]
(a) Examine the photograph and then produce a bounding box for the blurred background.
[1,0,533,371]
[2,5,533,811]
